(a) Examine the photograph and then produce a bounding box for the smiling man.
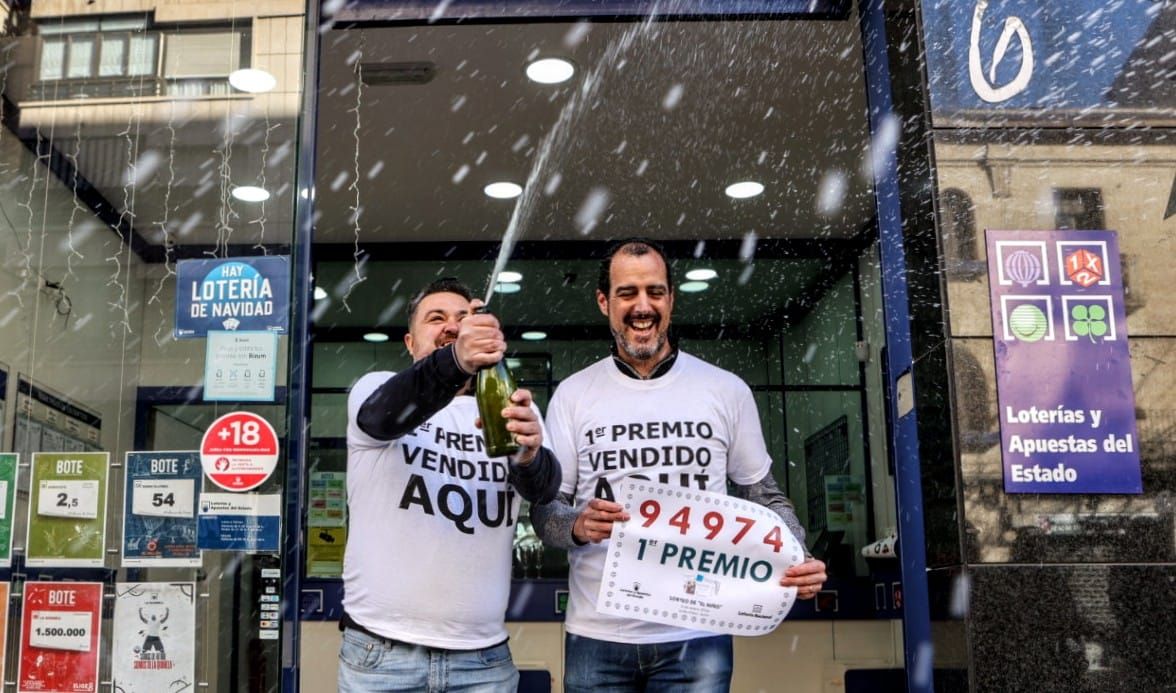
[339,278,560,692]
[531,239,826,692]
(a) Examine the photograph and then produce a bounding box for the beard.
[612,324,667,363]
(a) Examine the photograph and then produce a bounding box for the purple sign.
[986,230,1141,494]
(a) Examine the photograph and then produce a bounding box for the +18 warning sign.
[200,412,279,492]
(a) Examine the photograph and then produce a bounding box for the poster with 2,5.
[26,452,109,568]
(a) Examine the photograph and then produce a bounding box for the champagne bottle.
[476,358,520,458]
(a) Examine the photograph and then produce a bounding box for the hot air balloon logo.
[1004,249,1043,287]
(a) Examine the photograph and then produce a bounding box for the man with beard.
[339,278,560,692]
[531,239,826,692]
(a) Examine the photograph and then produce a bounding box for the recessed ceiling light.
[228,68,277,93]
[497,271,523,283]
[526,58,575,84]
[313,287,328,300]
[685,268,718,281]
[725,181,764,199]
[363,332,390,343]
[521,331,547,341]
[494,282,522,294]
[231,185,270,202]
[679,281,709,293]
[484,182,522,199]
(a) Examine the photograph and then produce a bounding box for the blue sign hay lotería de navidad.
[175,256,290,338]
[986,230,1142,494]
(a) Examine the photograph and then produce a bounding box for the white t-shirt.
[546,352,773,644]
[343,371,522,650]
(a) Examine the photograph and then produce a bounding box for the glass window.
[1053,187,1106,230]
[4,7,305,690]
[98,34,127,77]
[39,38,64,80]
[65,35,94,78]
[127,34,157,76]
[163,31,243,78]
[309,15,898,609]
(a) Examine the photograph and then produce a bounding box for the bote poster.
[0,582,9,684]
[0,453,19,566]
[18,581,103,693]
[112,583,196,693]
[26,452,109,567]
[122,452,202,567]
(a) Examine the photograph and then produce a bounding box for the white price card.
[599,481,807,637]
[29,610,91,652]
[0,480,7,520]
[37,480,99,519]
[131,479,195,518]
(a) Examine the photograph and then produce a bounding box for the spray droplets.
[544,173,563,196]
[862,113,901,183]
[564,21,592,48]
[817,170,848,217]
[662,83,685,110]
[123,150,163,188]
[575,187,612,236]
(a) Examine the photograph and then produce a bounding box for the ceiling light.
[363,332,390,343]
[521,331,547,341]
[494,282,521,294]
[685,268,718,281]
[313,287,328,300]
[228,68,277,93]
[497,271,523,283]
[725,181,764,199]
[484,182,522,199]
[526,58,575,84]
[679,281,709,293]
[231,186,270,202]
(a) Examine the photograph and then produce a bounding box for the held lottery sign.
[599,481,805,636]
[986,230,1142,494]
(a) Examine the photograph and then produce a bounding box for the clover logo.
[1070,304,1107,342]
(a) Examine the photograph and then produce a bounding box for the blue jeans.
[564,632,733,693]
[338,627,520,692]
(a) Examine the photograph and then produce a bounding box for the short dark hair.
[596,238,673,295]
[406,277,472,325]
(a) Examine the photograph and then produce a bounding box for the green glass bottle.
[476,359,520,458]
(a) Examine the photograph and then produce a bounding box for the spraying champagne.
[473,307,520,458]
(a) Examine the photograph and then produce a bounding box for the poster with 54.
[123,452,202,567]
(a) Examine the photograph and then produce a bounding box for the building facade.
[0,1,1168,691]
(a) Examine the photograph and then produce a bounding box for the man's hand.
[502,388,541,465]
[780,558,827,599]
[572,498,630,544]
[454,300,505,373]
